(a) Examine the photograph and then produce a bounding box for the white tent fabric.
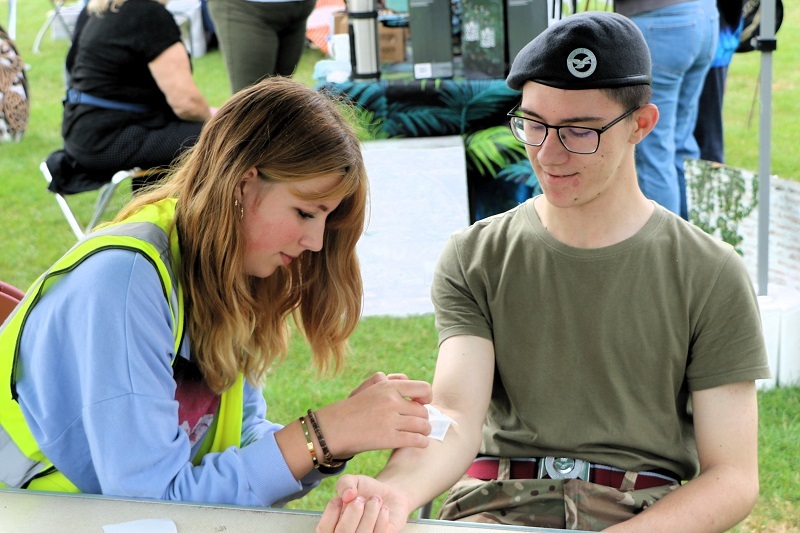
[358,136,470,317]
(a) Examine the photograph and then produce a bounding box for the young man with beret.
[317,11,770,533]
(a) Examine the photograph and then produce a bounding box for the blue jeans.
[630,0,718,219]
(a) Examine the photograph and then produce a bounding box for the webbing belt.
[65,88,151,113]
[467,457,680,491]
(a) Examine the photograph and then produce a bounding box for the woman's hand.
[347,372,413,397]
[313,374,433,458]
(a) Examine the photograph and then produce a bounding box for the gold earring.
[234,199,243,220]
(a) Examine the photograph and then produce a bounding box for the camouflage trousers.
[438,458,679,531]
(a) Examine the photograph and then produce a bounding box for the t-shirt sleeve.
[135,3,183,63]
[686,249,772,391]
[431,233,494,345]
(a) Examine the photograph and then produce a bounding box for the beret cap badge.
[567,48,597,78]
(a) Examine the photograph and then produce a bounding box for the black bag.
[45,149,113,195]
[0,23,29,143]
[736,0,784,53]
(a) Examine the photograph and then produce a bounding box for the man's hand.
[316,474,413,533]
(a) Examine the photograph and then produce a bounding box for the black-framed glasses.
[507,104,641,155]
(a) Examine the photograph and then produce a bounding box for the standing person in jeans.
[615,0,718,219]
[208,0,317,93]
[315,12,769,532]
[693,0,745,164]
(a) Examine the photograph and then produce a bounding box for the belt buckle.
[538,456,590,481]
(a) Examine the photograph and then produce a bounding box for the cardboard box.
[333,10,349,35]
[333,12,406,63]
[379,26,406,63]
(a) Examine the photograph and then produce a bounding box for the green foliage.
[351,107,390,142]
[686,158,759,254]
[384,104,460,137]
[465,126,527,177]
[497,158,542,191]
[322,81,388,112]
[435,79,519,134]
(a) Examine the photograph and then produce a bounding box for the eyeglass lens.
[509,117,599,154]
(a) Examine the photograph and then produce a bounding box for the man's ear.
[630,103,659,144]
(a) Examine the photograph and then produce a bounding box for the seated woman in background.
[63,0,214,190]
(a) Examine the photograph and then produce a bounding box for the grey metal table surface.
[0,489,582,532]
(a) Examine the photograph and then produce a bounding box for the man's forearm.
[605,463,759,532]
[376,406,484,516]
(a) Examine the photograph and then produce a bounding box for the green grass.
[739,387,800,531]
[1,2,798,529]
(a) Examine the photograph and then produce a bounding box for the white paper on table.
[426,404,457,441]
[103,519,177,533]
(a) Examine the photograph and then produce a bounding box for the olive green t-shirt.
[432,200,771,480]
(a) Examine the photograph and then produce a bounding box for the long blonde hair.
[115,77,368,393]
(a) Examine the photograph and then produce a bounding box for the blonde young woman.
[0,77,432,505]
[59,0,213,190]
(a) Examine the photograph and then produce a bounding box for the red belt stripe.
[466,458,680,491]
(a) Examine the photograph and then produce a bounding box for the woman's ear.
[235,167,260,204]
[630,103,659,144]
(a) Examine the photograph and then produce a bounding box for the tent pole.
[756,0,776,296]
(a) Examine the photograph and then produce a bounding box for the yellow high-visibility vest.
[0,199,243,492]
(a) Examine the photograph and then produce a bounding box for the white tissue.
[426,404,457,441]
[103,519,177,533]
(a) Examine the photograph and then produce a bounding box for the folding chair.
[7,0,17,40]
[40,150,160,239]
[32,0,74,53]
[0,280,24,324]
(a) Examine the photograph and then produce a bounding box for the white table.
[0,489,572,532]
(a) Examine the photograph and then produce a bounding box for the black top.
[717,0,745,28]
[63,0,185,155]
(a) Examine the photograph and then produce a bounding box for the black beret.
[507,11,652,91]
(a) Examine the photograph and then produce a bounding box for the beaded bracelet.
[307,409,354,468]
[306,409,337,466]
[299,416,319,468]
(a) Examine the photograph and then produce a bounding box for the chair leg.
[86,169,136,231]
[40,161,137,240]
[40,161,85,239]
[32,0,69,53]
